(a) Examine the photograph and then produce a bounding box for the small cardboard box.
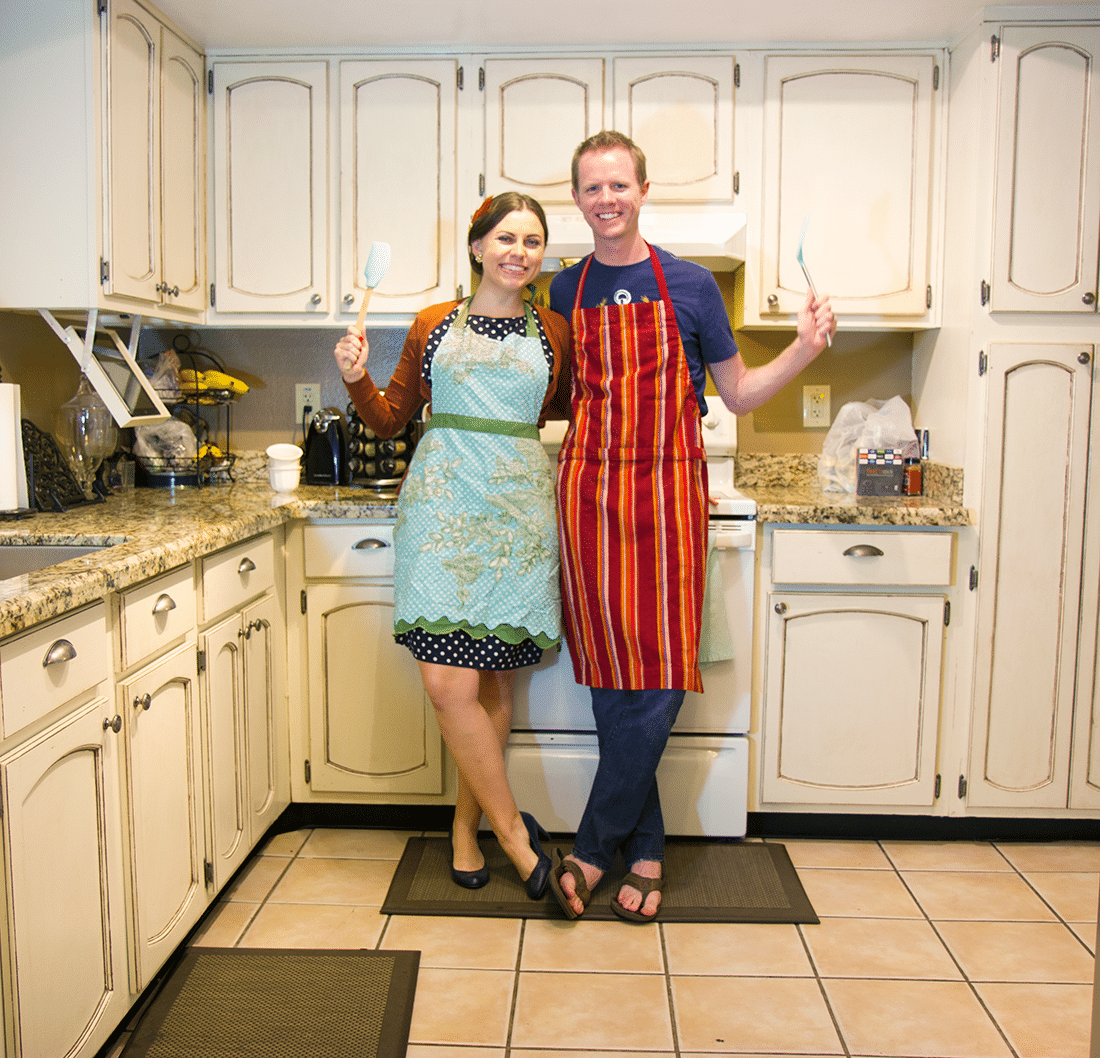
[857,448,904,496]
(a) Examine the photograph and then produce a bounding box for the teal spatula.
[796,214,831,346]
[355,241,392,333]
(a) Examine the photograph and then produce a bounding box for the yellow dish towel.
[698,539,735,665]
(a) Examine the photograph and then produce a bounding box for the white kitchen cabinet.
[211,60,329,313]
[967,341,1094,810]
[759,527,951,809]
[104,0,206,314]
[296,523,442,796]
[338,60,459,315]
[483,58,606,204]
[754,52,941,324]
[119,641,205,991]
[612,56,736,201]
[989,26,1100,313]
[0,699,128,1058]
[0,0,205,322]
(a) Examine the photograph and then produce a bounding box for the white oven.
[508,403,757,837]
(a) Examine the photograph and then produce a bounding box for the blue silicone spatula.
[355,241,392,333]
[796,213,831,346]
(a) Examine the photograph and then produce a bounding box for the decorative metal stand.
[20,419,101,513]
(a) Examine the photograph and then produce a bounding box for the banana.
[203,370,249,395]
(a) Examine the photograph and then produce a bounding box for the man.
[549,130,835,921]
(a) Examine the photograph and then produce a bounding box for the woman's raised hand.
[334,326,369,384]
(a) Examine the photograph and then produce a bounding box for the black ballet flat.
[519,811,552,900]
[448,831,489,890]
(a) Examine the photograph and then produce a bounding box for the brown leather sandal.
[549,850,592,920]
[610,871,664,923]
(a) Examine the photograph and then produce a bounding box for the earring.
[475,253,483,263]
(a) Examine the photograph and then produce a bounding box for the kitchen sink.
[0,543,112,579]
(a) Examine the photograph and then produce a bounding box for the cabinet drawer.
[120,565,196,668]
[772,529,953,586]
[201,534,275,620]
[303,524,395,579]
[0,603,108,737]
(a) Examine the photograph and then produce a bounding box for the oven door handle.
[710,525,755,550]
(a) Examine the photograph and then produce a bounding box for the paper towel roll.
[0,384,26,512]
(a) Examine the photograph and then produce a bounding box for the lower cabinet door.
[761,592,944,807]
[121,643,205,991]
[306,584,442,794]
[242,594,286,840]
[1,698,129,1058]
[201,614,249,892]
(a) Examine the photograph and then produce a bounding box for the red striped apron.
[557,245,708,692]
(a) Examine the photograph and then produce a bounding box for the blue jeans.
[570,687,687,872]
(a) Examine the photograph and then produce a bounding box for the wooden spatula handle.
[354,288,374,335]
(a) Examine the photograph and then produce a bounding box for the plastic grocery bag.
[818,396,919,492]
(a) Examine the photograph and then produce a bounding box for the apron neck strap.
[454,297,538,337]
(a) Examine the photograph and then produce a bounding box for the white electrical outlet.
[295,383,321,428]
[803,385,831,428]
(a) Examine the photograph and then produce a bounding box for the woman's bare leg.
[420,662,537,880]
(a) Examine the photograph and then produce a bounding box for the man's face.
[572,146,650,245]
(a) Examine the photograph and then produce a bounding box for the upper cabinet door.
[760,53,938,319]
[158,28,205,312]
[990,26,1100,313]
[105,0,161,305]
[612,56,736,201]
[339,60,457,315]
[483,59,605,205]
[212,61,329,313]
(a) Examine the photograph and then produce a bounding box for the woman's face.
[471,209,546,293]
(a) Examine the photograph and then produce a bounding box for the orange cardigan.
[345,300,571,439]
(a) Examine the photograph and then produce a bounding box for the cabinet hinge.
[208,69,214,94]
[479,173,485,198]
[96,0,107,14]
[209,283,216,308]
[933,64,940,90]
[196,648,206,672]
[457,66,464,90]
[479,66,485,91]
[934,774,941,798]
[100,257,109,284]
[977,349,987,376]
[926,285,932,309]
[958,775,968,798]
[944,599,951,626]
[304,759,311,783]
[991,34,1000,61]
[969,565,979,591]
[732,171,739,195]
[300,589,307,614]
[203,859,215,886]
[980,279,990,306]
[456,284,464,301]
[734,62,740,88]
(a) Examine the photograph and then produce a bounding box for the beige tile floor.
[112,830,1099,1058]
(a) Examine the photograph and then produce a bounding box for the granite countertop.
[0,452,973,639]
[737,453,973,527]
[0,484,396,639]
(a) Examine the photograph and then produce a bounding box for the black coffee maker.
[303,409,350,485]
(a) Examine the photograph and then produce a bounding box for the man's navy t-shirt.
[548,245,739,415]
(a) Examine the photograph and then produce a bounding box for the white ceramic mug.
[266,443,303,492]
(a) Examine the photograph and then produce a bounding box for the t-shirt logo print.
[613,289,632,305]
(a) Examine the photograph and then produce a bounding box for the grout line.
[502,917,527,1058]
[657,922,683,1058]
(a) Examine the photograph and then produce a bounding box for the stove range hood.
[543,207,747,271]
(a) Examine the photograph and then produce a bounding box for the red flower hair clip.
[471,196,494,224]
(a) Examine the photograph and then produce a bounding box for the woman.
[333,193,570,899]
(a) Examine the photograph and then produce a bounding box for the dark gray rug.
[382,837,818,923]
[120,948,420,1058]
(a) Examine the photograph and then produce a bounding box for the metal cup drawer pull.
[152,593,177,615]
[134,693,152,711]
[353,538,390,550]
[238,557,257,575]
[843,544,885,557]
[42,639,77,668]
[103,714,122,733]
